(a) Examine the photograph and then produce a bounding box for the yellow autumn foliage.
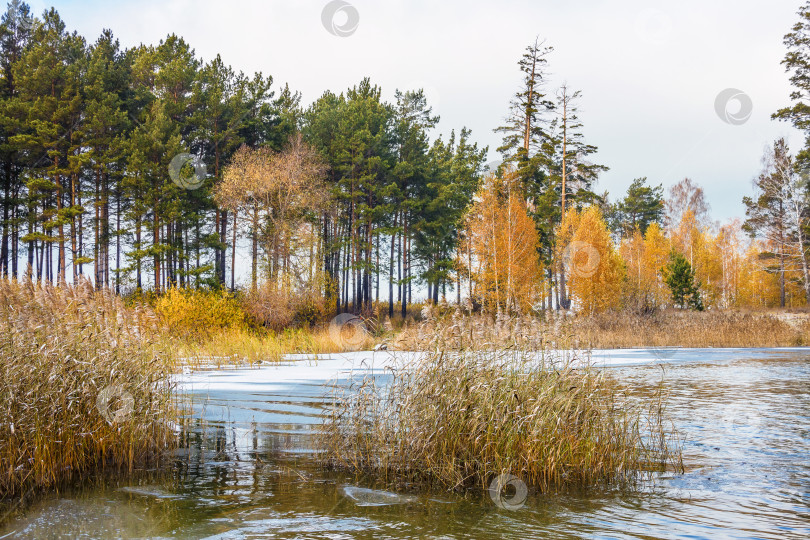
[154,287,246,339]
[463,171,543,314]
[620,223,671,310]
[560,206,625,314]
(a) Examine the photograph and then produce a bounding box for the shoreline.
[176,346,810,379]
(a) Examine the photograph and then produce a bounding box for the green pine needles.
[663,251,704,311]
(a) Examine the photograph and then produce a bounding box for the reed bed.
[573,309,810,349]
[393,307,810,351]
[318,324,683,495]
[0,279,176,500]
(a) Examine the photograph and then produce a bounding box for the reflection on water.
[2,350,809,539]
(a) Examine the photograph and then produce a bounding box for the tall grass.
[318,323,682,495]
[393,307,810,351]
[175,326,367,367]
[0,279,176,500]
[572,309,810,348]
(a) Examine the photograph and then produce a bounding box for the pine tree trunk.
[231,210,237,290]
[136,218,142,290]
[70,174,78,282]
[153,213,160,292]
[389,214,396,318]
[252,204,259,291]
[401,218,408,318]
[94,170,100,287]
[55,166,66,284]
[1,162,9,277]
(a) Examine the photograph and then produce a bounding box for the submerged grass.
[319,322,683,495]
[0,279,176,500]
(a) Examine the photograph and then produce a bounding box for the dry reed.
[393,307,810,351]
[318,318,683,495]
[0,279,176,500]
[572,309,810,349]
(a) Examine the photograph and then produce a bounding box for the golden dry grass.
[392,307,810,351]
[570,309,810,349]
[318,320,683,495]
[0,279,176,500]
[175,325,374,367]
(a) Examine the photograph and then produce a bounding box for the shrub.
[154,287,245,339]
[242,283,329,331]
[241,284,295,330]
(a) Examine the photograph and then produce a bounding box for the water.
[2,349,809,539]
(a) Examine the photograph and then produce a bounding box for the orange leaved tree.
[462,170,543,314]
[557,206,624,314]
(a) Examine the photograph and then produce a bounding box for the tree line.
[4,0,810,318]
[0,2,608,317]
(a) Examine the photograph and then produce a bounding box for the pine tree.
[11,8,85,283]
[191,54,251,287]
[664,250,704,311]
[392,88,436,315]
[304,79,395,314]
[496,37,554,188]
[774,1,810,165]
[616,177,664,237]
[84,29,130,289]
[551,84,608,309]
[0,0,34,278]
[742,138,810,306]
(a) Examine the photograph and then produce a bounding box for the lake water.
[2,349,809,539]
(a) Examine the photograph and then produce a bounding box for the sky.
[27,0,807,223]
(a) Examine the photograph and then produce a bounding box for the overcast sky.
[29,0,807,222]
